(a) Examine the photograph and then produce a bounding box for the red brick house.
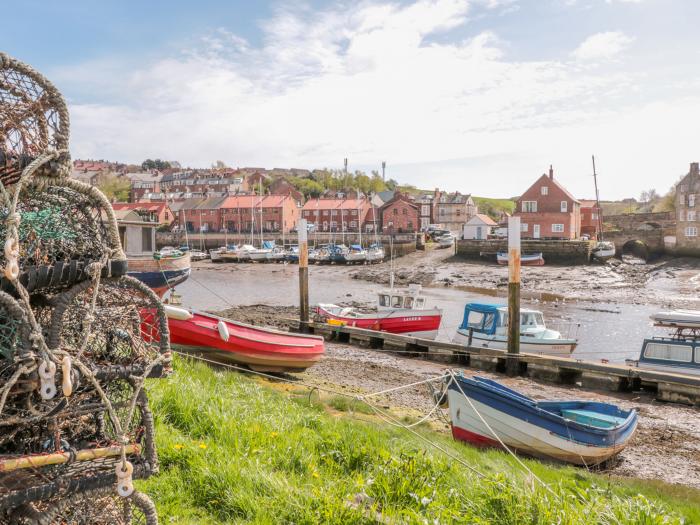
[219,195,300,233]
[301,198,372,232]
[579,200,602,239]
[514,166,581,240]
[380,193,419,234]
[111,202,174,226]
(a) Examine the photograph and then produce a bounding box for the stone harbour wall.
[456,239,594,264]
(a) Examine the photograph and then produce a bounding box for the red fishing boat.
[164,306,325,372]
[315,284,442,339]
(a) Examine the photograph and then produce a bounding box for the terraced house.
[514,166,581,240]
[435,192,477,233]
[676,162,700,255]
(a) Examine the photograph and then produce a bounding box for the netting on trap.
[0,179,127,296]
[0,52,71,186]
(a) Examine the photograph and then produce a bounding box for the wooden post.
[298,219,310,332]
[507,216,521,376]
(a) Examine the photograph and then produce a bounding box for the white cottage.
[462,214,497,240]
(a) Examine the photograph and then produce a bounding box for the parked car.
[429,229,450,241]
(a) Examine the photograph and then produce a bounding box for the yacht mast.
[592,155,604,242]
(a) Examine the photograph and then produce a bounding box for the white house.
[462,214,497,240]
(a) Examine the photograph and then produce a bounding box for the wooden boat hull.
[497,252,544,266]
[447,375,637,465]
[168,310,325,372]
[128,253,191,297]
[316,305,442,339]
[453,329,576,356]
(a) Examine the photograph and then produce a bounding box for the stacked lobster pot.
[0,53,170,524]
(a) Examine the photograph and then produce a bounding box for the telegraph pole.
[506,216,521,376]
[344,158,348,175]
[298,218,310,332]
[381,161,386,181]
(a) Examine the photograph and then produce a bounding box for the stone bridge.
[604,225,665,259]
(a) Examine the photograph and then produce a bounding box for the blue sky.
[3,0,700,199]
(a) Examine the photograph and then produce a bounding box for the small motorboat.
[345,244,367,264]
[316,283,442,339]
[446,374,638,466]
[625,310,700,376]
[164,306,325,373]
[436,233,455,248]
[366,243,385,263]
[497,251,544,266]
[189,250,208,261]
[453,303,577,356]
[592,241,616,261]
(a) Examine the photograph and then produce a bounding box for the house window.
[552,224,564,233]
[685,226,698,237]
[439,208,446,216]
[407,221,413,230]
[402,208,407,215]
[541,186,548,195]
[331,210,337,216]
[456,209,461,216]
[592,213,598,220]
[680,210,686,221]
[349,221,357,228]
[351,209,357,216]
[522,201,537,213]
[560,201,568,213]
[521,223,528,232]
[393,208,398,215]
[688,211,697,222]
[690,195,696,208]
[421,205,430,216]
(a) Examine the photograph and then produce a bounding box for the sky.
[3,0,700,199]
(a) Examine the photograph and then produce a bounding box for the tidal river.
[175,261,666,364]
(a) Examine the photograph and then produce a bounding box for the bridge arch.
[621,239,650,261]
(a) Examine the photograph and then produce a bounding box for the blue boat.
[285,245,299,263]
[328,244,348,264]
[447,374,637,465]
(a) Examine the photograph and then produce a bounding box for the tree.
[141,159,171,171]
[98,174,131,202]
[212,160,228,169]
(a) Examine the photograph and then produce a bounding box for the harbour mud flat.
[213,305,700,491]
[344,247,700,308]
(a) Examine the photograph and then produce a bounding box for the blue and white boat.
[447,374,638,465]
[345,244,367,264]
[453,303,577,356]
[626,310,700,376]
[285,245,299,263]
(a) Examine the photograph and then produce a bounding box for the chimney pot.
[691,162,699,175]
[549,165,554,180]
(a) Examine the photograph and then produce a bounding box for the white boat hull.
[626,360,700,377]
[593,248,616,260]
[209,250,224,262]
[453,329,576,357]
[447,389,631,465]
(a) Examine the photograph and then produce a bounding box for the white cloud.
[57,0,696,199]
[572,31,634,61]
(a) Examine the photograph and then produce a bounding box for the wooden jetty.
[301,321,700,408]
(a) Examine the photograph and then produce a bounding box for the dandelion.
[312,471,320,479]
[173,444,184,450]
[199,442,207,449]
[270,431,279,438]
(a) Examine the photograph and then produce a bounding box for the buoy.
[217,320,230,342]
[163,305,193,320]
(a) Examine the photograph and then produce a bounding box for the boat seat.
[561,409,626,429]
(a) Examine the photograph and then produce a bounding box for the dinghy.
[497,251,544,266]
[446,374,637,466]
[164,306,325,372]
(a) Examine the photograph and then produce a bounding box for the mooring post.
[506,216,521,376]
[298,219,310,333]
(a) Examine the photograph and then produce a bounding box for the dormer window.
[541,186,548,195]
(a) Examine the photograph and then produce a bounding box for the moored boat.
[285,245,300,263]
[328,244,348,264]
[209,247,226,262]
[592,241,616,261]
[366,243,385,263]
[267,245,287,263]
[128,250,191,297]
[189,250,208,261]
[446,374,638,465]
[316,284,442,339]
[497,251,544,266]
[625,310,700,376]
[453,303,577,356]
[165,307,325,372]
[345,244,367,264]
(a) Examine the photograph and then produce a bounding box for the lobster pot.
[0,181,127,296]
[0,52,71,184]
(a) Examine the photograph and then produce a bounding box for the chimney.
[691,162,699,176]
[549,165,554,180]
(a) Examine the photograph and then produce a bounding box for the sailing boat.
[345,192,368,264]
[246,182,273,262]
[590,156,616,261]
[366,194,385,263]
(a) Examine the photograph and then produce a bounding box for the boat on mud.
[128,249,191,297]
[452,303,577,356]
[164,306,325,372]
[496,251,544,266]
[445,374,638,466]
[592,241,616,261]
[316,283,442,339]
[285,245,300,263]
[345,244,368,264]
[625,310,700,376]
[366,243,385,263]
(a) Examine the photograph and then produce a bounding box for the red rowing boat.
[165,307,325,372]
[315,284,442,339]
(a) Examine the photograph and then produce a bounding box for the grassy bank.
[141,357,699,523]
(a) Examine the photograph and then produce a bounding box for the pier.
[301,321,700,407]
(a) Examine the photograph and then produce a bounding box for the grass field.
[141,357,699,524]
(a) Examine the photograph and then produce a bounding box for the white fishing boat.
[366,244,385,263]
[625,310,700,376]
[189,250,208,261]
[592,241,616,261]
[453,303,577,356]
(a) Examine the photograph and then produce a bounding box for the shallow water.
[176,262,664,363]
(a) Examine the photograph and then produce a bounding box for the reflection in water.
[177,264,663,364]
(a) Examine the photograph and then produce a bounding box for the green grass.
[141,357,699,524]
[473,196,516,220]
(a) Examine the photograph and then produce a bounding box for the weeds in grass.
[140,357,698,524]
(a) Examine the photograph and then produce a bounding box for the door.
[533,224,540,239]
[476,226,483,240]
